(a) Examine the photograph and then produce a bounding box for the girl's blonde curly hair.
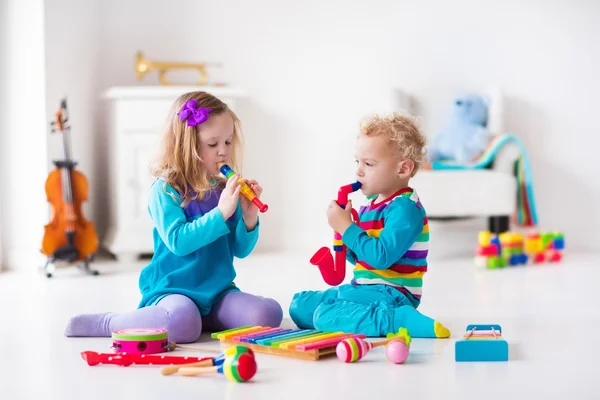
[150,91,243,207]
[359,112,427,177]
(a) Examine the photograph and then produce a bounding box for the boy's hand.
[327,200,353,234]
[241,179,261,230]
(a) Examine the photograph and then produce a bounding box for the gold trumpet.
[135,51,222,86]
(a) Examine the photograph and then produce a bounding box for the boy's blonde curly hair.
[359,112,427,177]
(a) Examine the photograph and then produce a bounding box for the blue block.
[509,254,520,266]
[490,236,502,253]
[554,238,565,250]
[455,324,508,362]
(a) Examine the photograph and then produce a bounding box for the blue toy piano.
[455,324,508,362]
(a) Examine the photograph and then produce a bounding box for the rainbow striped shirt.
[342,187,428,307]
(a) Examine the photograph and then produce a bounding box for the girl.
[65,91,283,343]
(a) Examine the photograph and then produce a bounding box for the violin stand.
[43,254,98,278]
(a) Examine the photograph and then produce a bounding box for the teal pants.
[289,283,434,337]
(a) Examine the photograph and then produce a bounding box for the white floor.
[2,251,599,399]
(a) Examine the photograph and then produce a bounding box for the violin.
[41,99,99,268]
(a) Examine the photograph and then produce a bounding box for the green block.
[488,256,506,269]
[502,248,521,256]
[541,233,554,249]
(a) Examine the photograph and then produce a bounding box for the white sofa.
[411,143,520,233]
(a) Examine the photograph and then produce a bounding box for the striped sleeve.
[341,197,424,270]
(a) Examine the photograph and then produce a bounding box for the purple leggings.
[64,292,283,343]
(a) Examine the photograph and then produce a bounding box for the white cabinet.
[102,86,247,262]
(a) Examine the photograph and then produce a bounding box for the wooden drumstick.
[169,343,221,352]
[161,359,215,375]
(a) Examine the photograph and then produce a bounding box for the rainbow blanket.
[430,133,538,227]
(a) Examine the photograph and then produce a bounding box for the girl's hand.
[218,174,242,220]
[241,179,262,230]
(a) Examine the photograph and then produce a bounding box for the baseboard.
[3,246,47,271]
[428,218,487,260]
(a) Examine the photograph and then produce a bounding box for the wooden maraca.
[385,339,410,364]
[177,352,257,383]
[384,327,411,364]
[336,327,411,363]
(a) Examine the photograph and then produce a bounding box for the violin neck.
[58,125,76,210]
[62,124,73,162]
[51,98,77,212]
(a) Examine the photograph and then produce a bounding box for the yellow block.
[525,236,543,253]
[478,231,491,246]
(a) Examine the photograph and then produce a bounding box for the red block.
[477,244,498,256]
[549,251,562,263]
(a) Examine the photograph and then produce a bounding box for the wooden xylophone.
[211,325,367,361]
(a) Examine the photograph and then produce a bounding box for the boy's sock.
[394,306,450,338]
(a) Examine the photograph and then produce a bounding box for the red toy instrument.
[310,181,362,286]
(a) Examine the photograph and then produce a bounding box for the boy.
[290,113,450,338]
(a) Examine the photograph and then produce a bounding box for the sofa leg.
[489,215,510,234]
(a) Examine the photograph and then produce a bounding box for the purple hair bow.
[177,99,211,126]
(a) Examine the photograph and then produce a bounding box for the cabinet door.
[117,132,161,241]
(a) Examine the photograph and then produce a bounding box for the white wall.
[44,0,102,242]
[1,0,100,271]
[1,0,48,270]
[3,0,598,269]
[94,0,599,255]
[0,0,6,270]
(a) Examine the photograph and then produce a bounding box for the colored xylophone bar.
[462,330,503,340]
[211,326,367,361]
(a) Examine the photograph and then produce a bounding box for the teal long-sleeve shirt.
[137,179,259,315]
